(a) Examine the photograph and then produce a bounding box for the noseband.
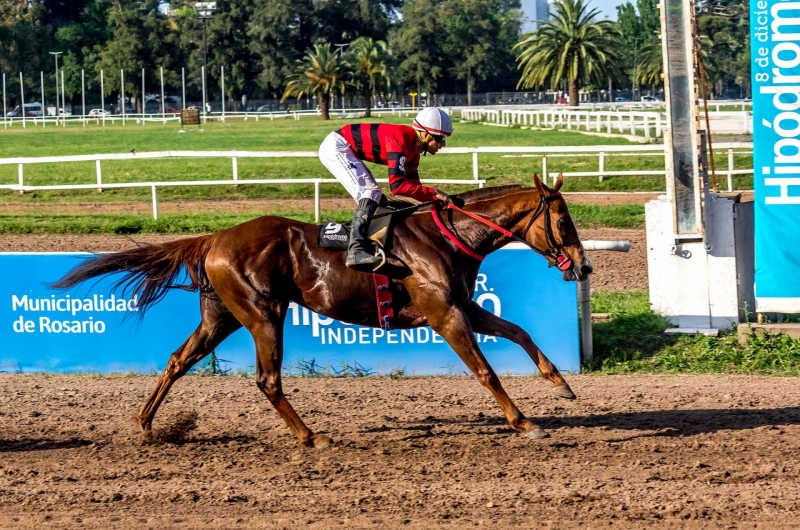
[431,192,574,272]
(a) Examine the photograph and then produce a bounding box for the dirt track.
[1,374,799,529]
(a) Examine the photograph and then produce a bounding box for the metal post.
[141,68,145,125]
[598,152,605,183]
[202,66,207,122]
[121,69,125,125]
[727,148,734,192]
[96,159,103,193]
[100,69,105,127]
[472,151,479,180]
[151,185,159,220]
[61,70,65,127]
[2,73,6,129]
[542,155,548,185]
[221,66,225,121]
[232,156,238,181]
[40,71,45,128]
[579,277,593,363]
[160,66,165,123]
[19,72,26,128]
[18,163,24,194]
[314,180,321,223]
[181,67,185,109]
[53,55,59,125]
[81,69,85,126]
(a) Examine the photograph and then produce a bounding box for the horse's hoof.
[310,434,334,449]
[554,384,576,400]
[525,427,550,439]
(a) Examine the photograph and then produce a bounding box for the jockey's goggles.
[414,120,447,144]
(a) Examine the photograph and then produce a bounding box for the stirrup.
[372,247,387,271]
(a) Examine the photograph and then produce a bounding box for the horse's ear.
[534,173,547,196]
[553,172,564,192]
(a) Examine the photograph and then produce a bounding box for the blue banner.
[0,249,579,375]
[751,1,800,312]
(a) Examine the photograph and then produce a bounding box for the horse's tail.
[51,235,218,316]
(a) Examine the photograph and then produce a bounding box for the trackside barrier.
[0,144,755,212]
[0,241,628,373]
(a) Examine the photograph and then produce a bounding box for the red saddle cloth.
[372,273,394,330]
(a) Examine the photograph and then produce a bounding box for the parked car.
[88,109,111,117]
[641,95,662,103]
[614,97,631,102]
[8,103,42,117]
[555,97,567,105]
[256,104,272,112]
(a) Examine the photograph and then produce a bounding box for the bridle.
[430,191,574,272]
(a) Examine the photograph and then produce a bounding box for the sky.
[592,0,628,19]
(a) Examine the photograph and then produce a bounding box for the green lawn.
[0,118,754,204]
[588,291,800,375]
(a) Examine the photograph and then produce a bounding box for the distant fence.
[460,108,753,136]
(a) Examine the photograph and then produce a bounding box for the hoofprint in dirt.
[0,228,647,292]
[1,375,799,529]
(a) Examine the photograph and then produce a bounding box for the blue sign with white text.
[751,0,800,312]
[0,249,579,375]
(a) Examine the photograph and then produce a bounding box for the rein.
[430,193,573,272]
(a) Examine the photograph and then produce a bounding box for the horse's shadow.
[393,406,800,439]
[0,438,94,453]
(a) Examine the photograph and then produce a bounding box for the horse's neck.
[458,191,541,255]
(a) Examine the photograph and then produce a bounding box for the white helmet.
[412,107,454,137]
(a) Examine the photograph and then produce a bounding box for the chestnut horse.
[54,174,592,447]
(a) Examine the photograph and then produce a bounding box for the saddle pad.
[318,222,350,250]
[317,206,397,251]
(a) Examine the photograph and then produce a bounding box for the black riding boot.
[346,198,382,271]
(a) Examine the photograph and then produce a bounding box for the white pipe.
[582,240,630,252]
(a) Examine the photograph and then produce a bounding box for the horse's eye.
[557,217,568,229]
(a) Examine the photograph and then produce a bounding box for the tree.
[206,0,258,103]
[281,43,346,120]
[347,36,393,117]
[441,0,522,105]
[515,0,621,106]
[392,0,445,98]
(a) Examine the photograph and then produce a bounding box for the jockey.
[318,107,454,271]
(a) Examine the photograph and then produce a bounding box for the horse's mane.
[455,185,523,203]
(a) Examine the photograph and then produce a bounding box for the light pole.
[49,51,62,123]
[334,43,348,112]
[196,2,216,115]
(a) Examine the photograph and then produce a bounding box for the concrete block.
[737,323,800,344]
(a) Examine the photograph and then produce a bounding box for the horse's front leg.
[467,301,576,400]
[420,301,550,439]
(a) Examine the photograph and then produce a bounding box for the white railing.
[0,143,755,219]
[461,108,753,137]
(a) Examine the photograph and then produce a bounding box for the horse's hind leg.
[251,306,332,448]
[467,301,576,399]
[136,292,242,433]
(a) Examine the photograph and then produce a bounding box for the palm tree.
[281,44,346,120]
[635,34,715,92]
[514,0,621,106]
[347,37,394,118]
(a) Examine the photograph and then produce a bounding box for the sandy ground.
[1,374,799,529]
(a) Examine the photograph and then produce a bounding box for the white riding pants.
[318,131,383,204]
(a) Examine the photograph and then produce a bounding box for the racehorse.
[54,174,592,448]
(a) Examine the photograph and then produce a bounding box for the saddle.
[317,199,419,331]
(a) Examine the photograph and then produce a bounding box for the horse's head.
[523,173,593,282]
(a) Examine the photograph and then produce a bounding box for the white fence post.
[18,163,23,195]
[644,115,650,139]
[598,152,605,183]
[542,155,548,185]
[314,179,321,223]
[629,113,635,135]
[232,156,238,183]
[151,185,158,220]
[96,159,102,193]
[606,113,611,134]
[728,148,734,192]
[472,151,479,180]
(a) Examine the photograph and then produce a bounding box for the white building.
[520,0,550,33]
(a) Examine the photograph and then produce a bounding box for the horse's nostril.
[581,264,593,276]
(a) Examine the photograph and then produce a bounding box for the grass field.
[588,291,800,375]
